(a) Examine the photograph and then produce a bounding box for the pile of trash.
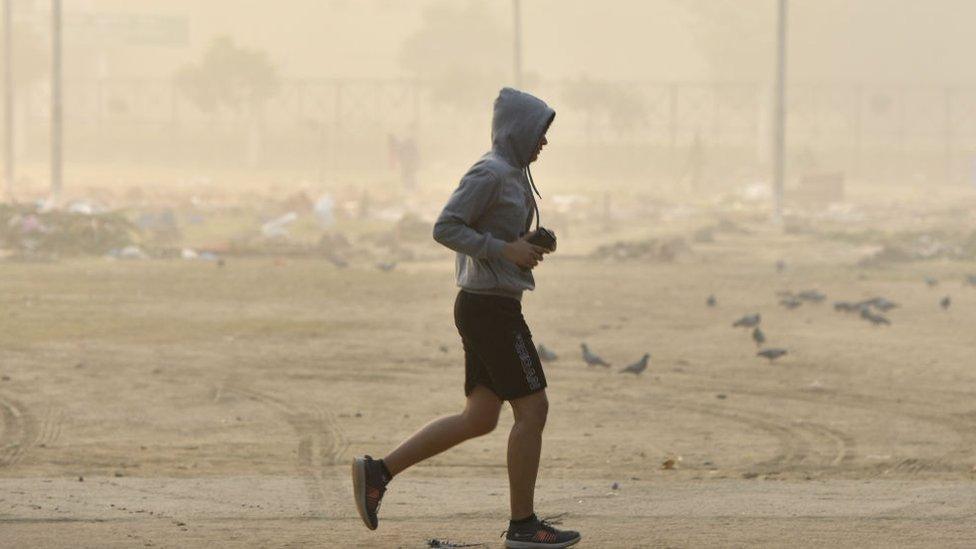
[0,204,137,256]
[856,232,970,266]
[590,236,690,262]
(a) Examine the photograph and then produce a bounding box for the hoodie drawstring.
[525,165,542,232]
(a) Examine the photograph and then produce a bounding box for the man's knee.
[513,392,548,429]
[463,409,499,436]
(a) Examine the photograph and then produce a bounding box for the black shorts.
[453,290,547,401]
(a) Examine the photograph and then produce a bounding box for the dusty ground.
[1,224,975,548]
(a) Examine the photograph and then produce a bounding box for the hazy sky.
[13,0,976,85]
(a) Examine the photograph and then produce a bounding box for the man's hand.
[502,235,548,270]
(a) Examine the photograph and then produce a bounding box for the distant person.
[388,131,420,191]
[353,88,580,548]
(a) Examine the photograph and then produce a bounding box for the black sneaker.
[351,455,390,530]
[504,515,581,548]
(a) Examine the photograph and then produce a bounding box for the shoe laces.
[500,513,567,538]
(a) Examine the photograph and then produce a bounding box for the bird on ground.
[620,353,650,375]
[924,276,939,287]
[779,296,803,309]
[752,327,766,347]
[757,348,788,362]
[860,307,891,326]
[966,274,976,287]
[776,260,786,273]
[940,296,951,310]
[326,254,348,269]
[706,294,717,307]
[581,343,611,367]
[797,290,827,303]
[834,301,857,312]
[376,261,397,272]
[537,343,558,362]
[732,313,761,328]
[859,297,898,312]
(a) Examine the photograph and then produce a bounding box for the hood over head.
[491,87,555,168]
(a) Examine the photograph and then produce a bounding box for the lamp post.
[773,0,787,221]
[513,0,522,88]
[3,0,12,201]
[51,0,62,200]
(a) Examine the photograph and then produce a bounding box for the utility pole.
[51,0,61,199]
[3,0,13,201]
[512,0,522,88]
[773,0,787,221]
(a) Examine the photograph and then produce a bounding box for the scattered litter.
[111,245,149,260]
[590,237,690,262]
[261,211,298,238]
[2,204,137,256]
[313,194,335,228]
[426,539,486,548]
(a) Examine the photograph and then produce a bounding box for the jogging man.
[352,87,581,548]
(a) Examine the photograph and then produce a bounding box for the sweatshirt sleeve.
[432,166,507,259]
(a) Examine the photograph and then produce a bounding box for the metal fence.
[12,77,976,185]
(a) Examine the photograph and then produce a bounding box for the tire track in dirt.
[655,396,854,473]
[217,383,347,518]
[660,374,974,472]
[0,395,39,468]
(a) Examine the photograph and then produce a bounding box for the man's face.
[529,134,548,163]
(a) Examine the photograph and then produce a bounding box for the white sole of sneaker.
[351,457,376,530]
[505,536,581,548]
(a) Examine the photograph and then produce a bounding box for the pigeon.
[620,353,649,374]
[376,261,397,272]
[779,296,803,309]
[924,276,939,287]
[940,296,951,310]
[706,294,717,307]
[757,348,787,362]
[966,274,976,287]
[537,343,558,362]
[797,290,826,303]
[732,313,761,328]
[860,307,891,326]
[752,327,765,347]
[859,297,898,312]
[581,343,610,367]
[326,254,348,269]
[776,260,786,273]
[833,301,857,312]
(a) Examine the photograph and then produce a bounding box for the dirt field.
[1,223,975,547]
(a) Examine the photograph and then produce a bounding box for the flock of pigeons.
[531,269,970,374]
[715,270,968,363]
[535,342,650,375]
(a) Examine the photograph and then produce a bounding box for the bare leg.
[383,385,502,477]
[507,390,548,520]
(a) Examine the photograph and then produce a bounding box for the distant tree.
[562,77,647,138]
[675,1,773,81]
[175,36,279,165]
[398,0,509,111]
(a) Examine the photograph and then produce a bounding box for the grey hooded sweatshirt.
[433,87,555,301]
